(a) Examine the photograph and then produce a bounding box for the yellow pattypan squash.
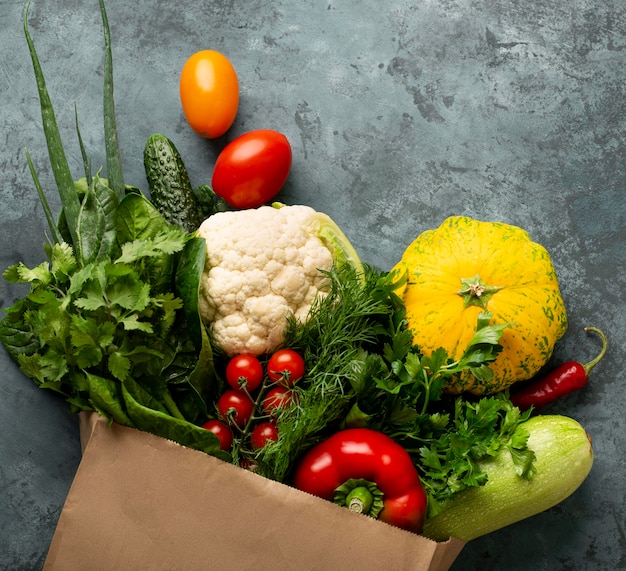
[391,215,568,395]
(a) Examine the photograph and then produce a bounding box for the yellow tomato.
[179,50,239,138]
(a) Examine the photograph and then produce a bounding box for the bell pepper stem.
[333,478,385,519]
[346,486,374,513]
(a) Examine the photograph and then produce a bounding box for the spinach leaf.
[172,237,218,421]
[121,382,229,460]
[0,298,40,361]
[115,192,171,243]
[86,372,134,427]
[176,237,208,352]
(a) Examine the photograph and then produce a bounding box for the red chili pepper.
[510,327,608,410]
[293,428,428,533]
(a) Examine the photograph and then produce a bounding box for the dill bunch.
[254,264,403,482]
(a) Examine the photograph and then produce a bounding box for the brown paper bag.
[44,413,465,570]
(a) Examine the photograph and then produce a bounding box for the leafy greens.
[253,265,535,512]
[0,0,224,458]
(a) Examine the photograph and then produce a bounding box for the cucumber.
[421,415,593,542]
[143,133,202,232]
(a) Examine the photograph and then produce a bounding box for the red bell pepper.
[293,428,427,533]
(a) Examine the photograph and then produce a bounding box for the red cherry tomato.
[217,390,254,427]
[240,458,258,472]
[180,50,239,139]
[201,419,234,451]
[211,129,292,209]
[267,349,305,386]
[250,422,279,450]
[262,387,297,415]
[225,353,264,392]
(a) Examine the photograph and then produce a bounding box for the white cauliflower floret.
[197,204,344,356]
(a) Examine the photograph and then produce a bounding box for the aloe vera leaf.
[99,0,125,199]
[75,104,92,187]
[24,148,61,245]
[23,0,80,247]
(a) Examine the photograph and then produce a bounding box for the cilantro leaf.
[108,351,131,381]
[107,275,151,311]
[115,228,188,264]
[49,242,78,282]
[4,261,52,285]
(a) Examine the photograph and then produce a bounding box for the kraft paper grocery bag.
[44,412,465,571]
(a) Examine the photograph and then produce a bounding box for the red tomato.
[217,390,254,427]
[267,349,305,386]
[262,387,297,415]
[225,353,264,392]
[211,129,292,209]
[250,422,279,450]
[201,419,234,451]
[180,50,239,139]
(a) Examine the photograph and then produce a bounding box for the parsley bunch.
[417,396,535,516]
[340,281,536,515]
[0,1,224,458]
[2,200,189,418]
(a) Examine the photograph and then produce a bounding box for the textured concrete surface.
[1,1,625,569]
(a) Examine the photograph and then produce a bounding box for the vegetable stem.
[230,376,272,460]
[346,486,374,513]
[161,391,186,421]
[582,327,608,375]
[457,274,503,309]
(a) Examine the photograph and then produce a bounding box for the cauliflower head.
[196,204,361,356]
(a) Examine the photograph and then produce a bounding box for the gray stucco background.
[1,1,624,569]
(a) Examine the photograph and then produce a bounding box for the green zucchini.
[143,133,202,232]
[421,415,593,542]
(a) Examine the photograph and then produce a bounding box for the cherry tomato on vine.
[262,387,297,415]
[240,458,258,472]
[201,419,234,451]
[217,390,254,427]
[225,353,264,392]
[211,129,292,209]
[267,349,305,386]
[250,422,279,450]
[180,50,239,139]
